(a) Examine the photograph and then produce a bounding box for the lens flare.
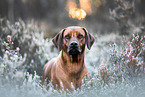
[69,8,86,20]
[66,0,92,20]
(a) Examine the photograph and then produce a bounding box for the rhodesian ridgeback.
[42,26,95,91]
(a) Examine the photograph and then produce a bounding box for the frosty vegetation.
[0,17,145,97]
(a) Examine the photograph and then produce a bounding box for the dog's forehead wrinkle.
[64,28,84,36]
[67,26,81,29]
[66,26,82,31]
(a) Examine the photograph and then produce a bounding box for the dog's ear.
[82,27,95,50]
[52,29,65,51]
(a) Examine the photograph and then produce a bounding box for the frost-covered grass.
[0,19,145,97]
[0,72,145,97]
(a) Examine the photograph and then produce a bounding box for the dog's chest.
[68,73,82,89]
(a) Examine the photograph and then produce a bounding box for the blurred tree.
[8,0,14,22]
[0,0,144,21]
[135,0,145,16]
[110,0,135,35]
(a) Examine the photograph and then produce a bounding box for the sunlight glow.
[66,0,92,20]
[69,8,86,20]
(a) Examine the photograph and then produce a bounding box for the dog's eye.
[65,35,71,39]
[78,34,84,39]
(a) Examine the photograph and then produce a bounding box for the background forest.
[0,0,145,97]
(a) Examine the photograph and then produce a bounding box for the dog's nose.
[70,41,78,47]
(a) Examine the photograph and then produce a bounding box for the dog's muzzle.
[68,41,81,55]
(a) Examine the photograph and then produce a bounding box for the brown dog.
[42,26,94,91]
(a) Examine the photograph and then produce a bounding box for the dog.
[42,26,94,91]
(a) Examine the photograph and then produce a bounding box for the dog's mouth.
[68,46,81,55]
[68,48,81,55]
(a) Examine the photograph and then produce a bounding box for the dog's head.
[52,26,95,55]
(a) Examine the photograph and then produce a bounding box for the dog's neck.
[60,50,85,74]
